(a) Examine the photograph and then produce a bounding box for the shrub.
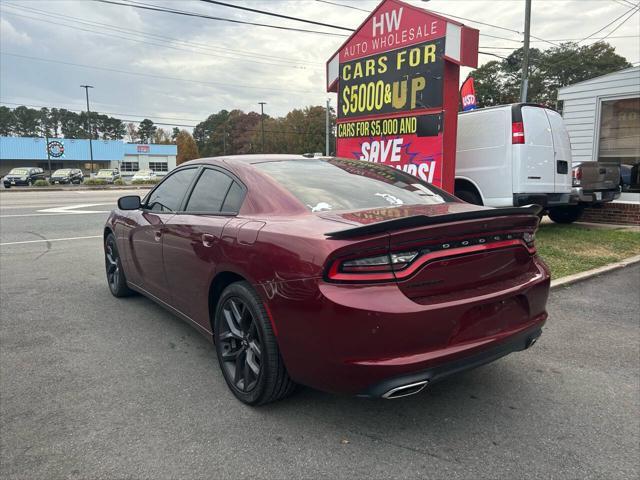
[84,178,108,186]
[131,179,160,185]
[33,179,50,187]
[113,178,126,185]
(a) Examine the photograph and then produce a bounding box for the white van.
[455,103,576,214]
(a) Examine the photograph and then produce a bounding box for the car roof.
[182,154,332,168]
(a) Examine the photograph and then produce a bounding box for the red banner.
[460,76,477,111]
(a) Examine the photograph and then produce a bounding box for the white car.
[455,103,577,216]
[131,169,157,181]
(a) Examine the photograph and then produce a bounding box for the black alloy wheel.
[104,233,134,297]
[214,281,295,405]
[218,297,263,393]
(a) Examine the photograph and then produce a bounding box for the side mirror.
[118,195,141,210]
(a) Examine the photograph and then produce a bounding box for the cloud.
[0,0,637,130]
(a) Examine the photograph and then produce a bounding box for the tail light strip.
[327,236,535,283]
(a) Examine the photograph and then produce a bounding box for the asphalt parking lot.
[1,189,639,479]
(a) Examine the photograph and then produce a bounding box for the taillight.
[512,121,525,144]
[327,233,536,283]
[572,166,582,186]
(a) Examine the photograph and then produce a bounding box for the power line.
[199,0,354,32]
[578,2,640,43]
[315,0,369,12]
[1,3,322,68]
[589,6,639,43]
[478,51,509,60]
[1,52,321,94]
[0,9,320,71]
[93,0,348,37]
[531,34,639,42]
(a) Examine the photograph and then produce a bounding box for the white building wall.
[557,67,640,164]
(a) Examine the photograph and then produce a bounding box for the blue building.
[0,137,177,176]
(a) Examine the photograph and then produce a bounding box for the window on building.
[149,161,169,172]
[121,162,140,172]
[598,97,640,167]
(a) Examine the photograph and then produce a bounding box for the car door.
[516,106,555,193]
[163,167,247,330]
[126,167,199,300]
[545,109,572,193]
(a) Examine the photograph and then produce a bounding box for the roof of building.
[0,137,177,161]
[557,66,640,94]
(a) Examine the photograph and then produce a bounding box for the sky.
[1,0,638,132]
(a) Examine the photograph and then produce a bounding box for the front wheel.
[104,233,134,297]
[548,205,584,224]
[214,281,295,405]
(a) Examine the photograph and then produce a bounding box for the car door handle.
[154,230,162,242]
[202,233,216,247]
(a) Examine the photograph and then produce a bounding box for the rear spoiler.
[325,204,542,239]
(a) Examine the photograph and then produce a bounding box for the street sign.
[327,0,479,192]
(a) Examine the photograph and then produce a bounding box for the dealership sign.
[47,140,65,158]
[327,0,478,192]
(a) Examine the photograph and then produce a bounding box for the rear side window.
[255,158,453,212]
[185,168,244,213]
[146,168,197,212]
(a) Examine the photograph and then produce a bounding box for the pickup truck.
[547,161,621,223]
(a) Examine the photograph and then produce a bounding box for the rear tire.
[104,233,135,297]
[455,188,483,205]
[214,281,295,405]
[548,206,583,224]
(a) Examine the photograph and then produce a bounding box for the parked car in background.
[104,155,550,405]
[2,167,46,187]
[455,103,578,219]
[547,161,623,223]
[50,168,84,185]
[620,164,640,192]
[131,169,157,182]
[95,169,121,184]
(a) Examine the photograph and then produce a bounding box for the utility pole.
[325,99,331,156]
[258,102,266,154]
[44,120,52,178]
[80,85,95,174]
[520,0,532,103]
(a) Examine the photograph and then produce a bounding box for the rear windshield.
[255,158,452,212]
[8,168,29,175]
[135,170,152,175]
[53,169,72,176]
[96,170,114,177]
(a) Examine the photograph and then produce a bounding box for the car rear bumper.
[572,187,621,204]
[358,324,543,398]
[513,192,577,207]
[261,258,550,395]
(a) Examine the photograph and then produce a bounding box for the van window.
[457,110,506,151]
[521,106,553,147]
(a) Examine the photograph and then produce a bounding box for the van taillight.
[512,122,525,144]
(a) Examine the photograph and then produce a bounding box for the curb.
[1,185,152,192]
[550,254,640,290]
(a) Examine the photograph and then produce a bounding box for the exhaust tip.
[526,335,540,349]
[382,380,428,399]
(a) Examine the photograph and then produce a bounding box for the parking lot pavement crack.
[26,231,51,259]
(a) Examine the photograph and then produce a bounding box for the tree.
[153,127,172,144]
[171,127,180,143]
[176,130,199,165]
[12,106,40,136]
[470,41,630,107]
[0,106,14,136]
[137,119,157,143]
[126,123,138,143]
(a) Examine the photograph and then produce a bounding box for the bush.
[113,178,126,186]
[131,179,160,185]
[33,179,50,187]
[84,178,108,186]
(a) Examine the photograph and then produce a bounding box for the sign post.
[326,0,479,193]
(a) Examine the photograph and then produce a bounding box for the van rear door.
[514,105,555,193]
[545,109,572,193]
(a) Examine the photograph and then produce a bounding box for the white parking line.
[0,212,109,218]
[0,235,102,246]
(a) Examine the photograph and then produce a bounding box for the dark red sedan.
[104,155,550,405]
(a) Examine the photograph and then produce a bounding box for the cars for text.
[3,167,46,187]
[104,155,550,405]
